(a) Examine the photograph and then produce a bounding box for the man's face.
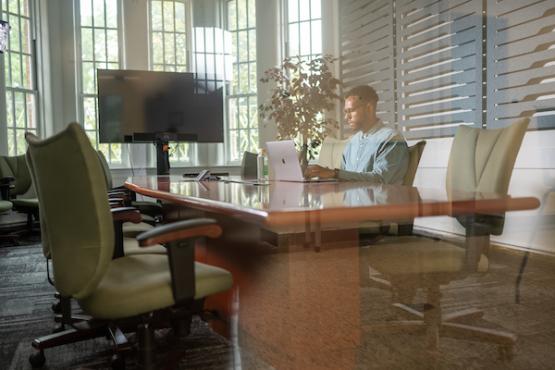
[344,96,375,131]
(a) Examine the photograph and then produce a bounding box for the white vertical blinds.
[486,0,555,129]
[339,0,396,129]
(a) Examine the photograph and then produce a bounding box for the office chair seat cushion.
[11,197,39,208]
[367,236,488,275]
[122,221,154,238]
[79,254,233,319]
[0,200,12,213]
[123,237,166,255]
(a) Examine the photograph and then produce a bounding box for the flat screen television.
[97,69,225,143]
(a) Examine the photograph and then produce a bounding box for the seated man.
[306,85,409,183]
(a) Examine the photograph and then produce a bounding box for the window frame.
[74,0,127,168]
[1,0,40,157]
[224,0,259,164]
[147,0,197,167]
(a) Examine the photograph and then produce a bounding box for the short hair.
[345,85,379,106]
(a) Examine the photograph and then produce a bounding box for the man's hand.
[304,165,336,179]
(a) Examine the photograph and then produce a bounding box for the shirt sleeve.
[337,139,409,184]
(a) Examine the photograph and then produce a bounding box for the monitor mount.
[131,132,197,175]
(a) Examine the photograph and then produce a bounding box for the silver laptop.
[265,140,337,183]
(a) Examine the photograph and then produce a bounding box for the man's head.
[344,85,379,132]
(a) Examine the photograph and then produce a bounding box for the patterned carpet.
[0,244,266,370]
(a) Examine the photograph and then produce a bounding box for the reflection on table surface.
[125,175,539,227]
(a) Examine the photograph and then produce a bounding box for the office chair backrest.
[0,154,33,196]
[25,123,114,299]
[446,119,528,195]
[97,150,113,189]
[446,118,529,234]
[25,150,50,258]
[318,136,348,169]
[241,151,258,178]
[403,140,426,186]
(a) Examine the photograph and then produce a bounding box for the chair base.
[31,298,206,369]
[365,303,516,362]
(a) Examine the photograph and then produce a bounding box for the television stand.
[155,139,170,175]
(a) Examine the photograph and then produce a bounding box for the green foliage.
[259,55,341,161]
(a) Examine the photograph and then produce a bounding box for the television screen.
[97,69,225,143]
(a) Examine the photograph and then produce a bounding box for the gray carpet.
[0,244,267,370]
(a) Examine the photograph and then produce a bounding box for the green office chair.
[26,123,233,369]
[0,154,39,230]
[363,119,529,361]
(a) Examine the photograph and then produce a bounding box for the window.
[226,0,258,162]
[149,0,193,164]
[2,0,38,156]
[285,0,322,60]
[76,0,123,164]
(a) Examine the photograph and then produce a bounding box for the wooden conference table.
[125,175,539,369]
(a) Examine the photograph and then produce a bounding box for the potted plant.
[259,55,341,169]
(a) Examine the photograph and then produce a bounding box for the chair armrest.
[136,218,221,246]
[136,218,222,304]
[111,207,142,223]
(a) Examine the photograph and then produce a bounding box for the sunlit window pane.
[151,1,162,31]
[106,0,118,28]
[299,21,311,56]
[149,1,192,164]
[78,0,122,163]
[81,0,93,26]
[286,0,322,60]
[93,0,105,28]
[288,0,298,23]
[226,0,258,160]
[3,0,37,155]
[163,1,174,31]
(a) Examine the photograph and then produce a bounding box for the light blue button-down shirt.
[338,121,409,184]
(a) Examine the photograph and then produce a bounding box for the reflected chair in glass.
[359,140,427,242]
[26,123,233,369]
[97,150,162,233]
[363,119,529,361]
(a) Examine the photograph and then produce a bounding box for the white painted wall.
[410,129,555,254]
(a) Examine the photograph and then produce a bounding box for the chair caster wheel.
[498,345,514,362]
[51,301,62,313]
[29,350,46,368]
[111,353,125,370]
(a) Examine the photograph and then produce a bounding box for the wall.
[410,130,555,254]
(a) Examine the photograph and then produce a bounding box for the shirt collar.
[360,119,383,138]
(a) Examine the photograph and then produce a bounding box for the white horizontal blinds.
[339,0,396,129]
[486,0,555,129]
[396,0,484,139]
